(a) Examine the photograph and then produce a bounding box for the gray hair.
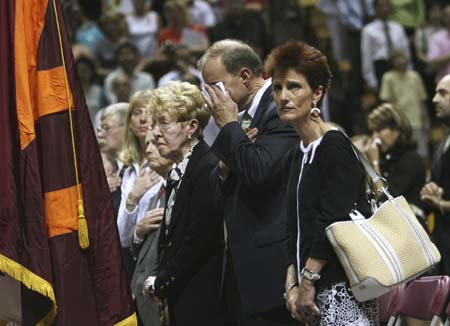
[101,102,129,123]
[198,39,262,76]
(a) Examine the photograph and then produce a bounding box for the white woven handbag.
[326,150,441,302]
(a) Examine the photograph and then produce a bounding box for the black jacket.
[211,86,298,315]
[157,140,224,326]
[284,131,370,289]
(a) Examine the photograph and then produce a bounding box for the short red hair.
[264,40,331,102]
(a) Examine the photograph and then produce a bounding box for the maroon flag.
[0,0,136,324]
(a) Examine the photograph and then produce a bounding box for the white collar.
[239,78,272,120]
[169,140,199,182]
[300,136,324,164]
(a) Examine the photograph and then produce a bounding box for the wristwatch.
[300,268,321,282]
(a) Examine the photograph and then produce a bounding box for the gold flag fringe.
[0,254,57,326]
[114,312,138,326]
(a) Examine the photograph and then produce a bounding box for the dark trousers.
[223,251,298,326]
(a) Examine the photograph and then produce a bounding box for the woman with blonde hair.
[117,90,161,277]
[143,81,223,326]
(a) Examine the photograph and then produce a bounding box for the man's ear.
[239,68,252,87]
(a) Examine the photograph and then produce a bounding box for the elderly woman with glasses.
[143,81,224,326]
[117,90,161,278]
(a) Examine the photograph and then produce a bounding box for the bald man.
[421,74,450,275]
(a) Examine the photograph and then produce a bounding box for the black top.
[157,140,224,326]
[379,147,426,211]
[284,130,371,289]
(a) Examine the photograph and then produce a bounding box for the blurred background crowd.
[66,0,449,159]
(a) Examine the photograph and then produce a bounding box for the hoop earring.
[310,102,321,117]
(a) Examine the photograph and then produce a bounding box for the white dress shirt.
[126,11,159,59]
[189,0,216,27]
[361,18,411,89]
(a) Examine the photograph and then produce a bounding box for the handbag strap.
[348,140,394,200]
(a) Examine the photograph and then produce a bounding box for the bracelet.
[286,282,298,293]
[440,200,445,215]
[283,282,298,300]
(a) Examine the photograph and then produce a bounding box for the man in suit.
[199,39,298,325]
[421,74,450,275]
[131,132,173,326]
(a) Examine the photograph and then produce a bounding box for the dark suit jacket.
[430,133,450,275]
[131,191,163,326]
[210,86,298,315]
[157,140,224,326]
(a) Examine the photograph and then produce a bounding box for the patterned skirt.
[311,282,379,326]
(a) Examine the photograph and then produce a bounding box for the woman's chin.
[278,112,297,124]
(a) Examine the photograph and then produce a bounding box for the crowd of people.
[65,0,450,325]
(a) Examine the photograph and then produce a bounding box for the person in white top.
[126,0,161,60]
[97,103,129,204]
[116,90,160,258]
[187,0,216,28]
[104,42,155,104]
[361,0,411,92]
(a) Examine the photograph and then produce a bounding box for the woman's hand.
[136,208,164,239]
[129,168,160,202]
[295,279,321,324]
[286,285,302,320]
[363,136,381,164]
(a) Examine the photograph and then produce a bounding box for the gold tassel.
[77,199,89,249]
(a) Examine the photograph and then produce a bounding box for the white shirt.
[157,66,203,88]
[164,141,199,230]
[361,19,411,89]
[126,11,159,59]
[117,163,164,247]
[189,0,216,27]
[104,68,155,104]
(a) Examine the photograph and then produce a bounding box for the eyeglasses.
[97,123,123,134]
[150,119,178,132]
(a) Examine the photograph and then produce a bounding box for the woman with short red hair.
[265,41,379,325]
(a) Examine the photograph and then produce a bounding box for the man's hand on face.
[203,84,239,128]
